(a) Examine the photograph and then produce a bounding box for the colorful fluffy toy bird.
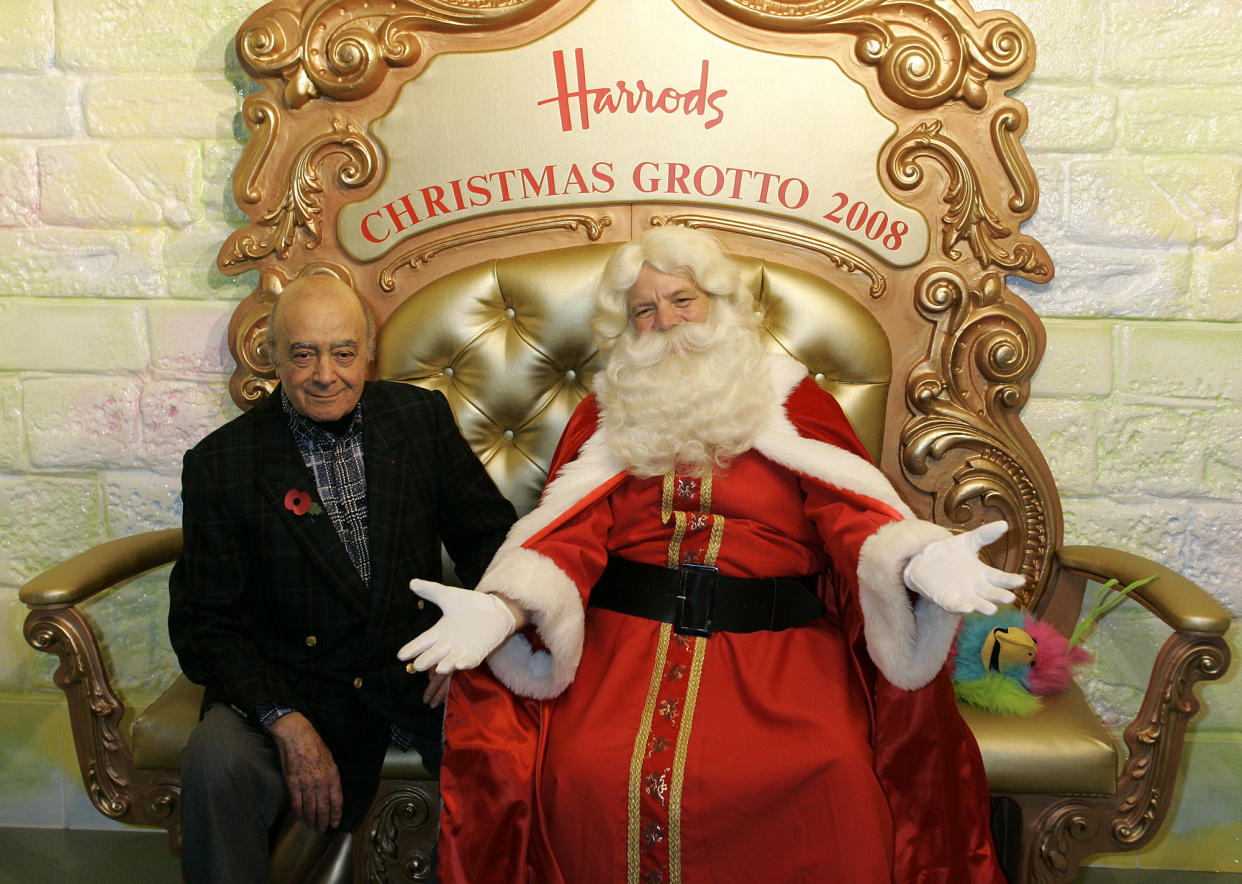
[950,575,1155,716]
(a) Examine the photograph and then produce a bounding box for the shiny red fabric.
[440,382,1004,883]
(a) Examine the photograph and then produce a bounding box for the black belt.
[590,557,824,637]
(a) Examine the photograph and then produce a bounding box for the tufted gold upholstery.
[377,243,891,513]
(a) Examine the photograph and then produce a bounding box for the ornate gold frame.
[220,0,1056,600]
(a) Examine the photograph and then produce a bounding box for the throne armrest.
[19,527,186,847]
[1055,545,1230,635]
[19,528,183,608]
[1018,545,1232,878]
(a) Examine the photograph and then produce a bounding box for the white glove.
[397,579,518,674]
[902,521,1025,615]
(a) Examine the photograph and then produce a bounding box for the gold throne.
[20,1,1230,882]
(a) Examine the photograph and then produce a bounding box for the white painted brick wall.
[0,0,1236,864]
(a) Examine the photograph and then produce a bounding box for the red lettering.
[665,162,691,195]
[684,61,709,115]
[448,178,467,212]
[421,184,450,218]
[693,165,724,198]
[724,167,753,200]
[705,89,727,129]
[519,165,558,198]
[537,50,728,132]
[633,161,659,193]
[563,163,589,195]
[536,49,591,131]
[591,161,615,193]
[593,87,622,115]
[753,171,779,204]
[825,191,910,252]
[384,195,420,232]
[488,169,517,202]
[777,178,809,210]
[467,175,492,207]
[361,210,389,244]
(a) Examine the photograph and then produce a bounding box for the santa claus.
[400,227,1021,883]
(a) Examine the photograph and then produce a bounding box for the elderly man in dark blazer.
[168,274,516,884]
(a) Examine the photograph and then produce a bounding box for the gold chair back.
[377,243,892,515]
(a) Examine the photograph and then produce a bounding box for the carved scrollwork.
[1030,800,1098,884]
[900,268,1049,593]
[231,270,283,405]
[24,609,132,816]
[238,0,561,108]
[1022,633,1230,883]
[1111,633,1230,845]
[651,213,887,298]
[23,606,182,840]
[700,0,1030,109]
[221,119,378,268]
[379,214,614,291]
[363,783,437,882]
[236,96,280,206]
[992,108,1035,214]
[888,120,1051,279]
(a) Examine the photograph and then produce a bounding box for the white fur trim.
[857,519,961,689]
[752,353,915,519]
[470,431,622,698]
[494,428,624,555]
[476,547,585,698]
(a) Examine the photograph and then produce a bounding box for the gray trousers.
[179,703,291,884]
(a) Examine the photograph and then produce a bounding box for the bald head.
[268,276,372,422]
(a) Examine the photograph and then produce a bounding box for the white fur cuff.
[856,519,961,690]
[475,546,585,699]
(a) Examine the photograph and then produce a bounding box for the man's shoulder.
[364,379,438,405]
[361,380,444,423]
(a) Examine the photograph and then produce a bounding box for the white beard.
[595,303,772,478]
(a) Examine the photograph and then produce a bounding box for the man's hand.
[903,521,1025,615]
[397,580,518,674]
[268,712,342,833]
[424,672,451,708]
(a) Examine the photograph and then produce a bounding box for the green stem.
[1067,575,1158,649]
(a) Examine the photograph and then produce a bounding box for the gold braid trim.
[667,511,688,570]
[698,473,713,513]
[668,635,708,884]
[704,515,725,567]
[626,622,674,884]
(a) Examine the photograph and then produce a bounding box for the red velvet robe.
[440,365,1004,884]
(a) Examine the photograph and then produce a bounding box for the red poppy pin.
[284,489,324,516]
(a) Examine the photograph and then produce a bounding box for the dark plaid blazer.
[168,381,516,828]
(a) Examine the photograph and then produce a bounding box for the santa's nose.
[653,303,680,330]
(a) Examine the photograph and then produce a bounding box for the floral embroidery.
[657,697,682,724]
[284,488,324,516]
[644,770,669,805]
[642,820,666,846]
[642,870,665,884]
[646,735,673,758]
[675,477,697,500]
[665,663,687,682]
[687,512,712,531]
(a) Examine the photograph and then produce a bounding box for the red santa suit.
[439,353,1005,884]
